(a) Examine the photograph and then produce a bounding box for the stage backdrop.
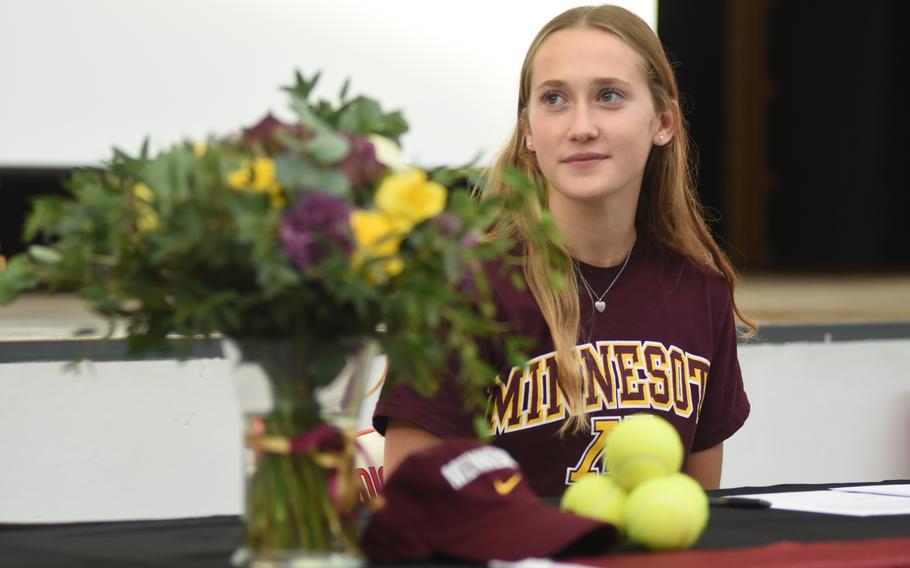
[0,0,656,169]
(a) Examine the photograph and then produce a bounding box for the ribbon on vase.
[246,422,384,506]
[247,423,347,461]
[246,423,365,548]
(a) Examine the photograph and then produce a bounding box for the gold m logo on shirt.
[488,340,709,436]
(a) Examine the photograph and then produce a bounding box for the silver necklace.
[574,242,634,314]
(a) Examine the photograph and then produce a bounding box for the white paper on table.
[732,490,910,516]
[488,559,590,568]
[829,483,910,498]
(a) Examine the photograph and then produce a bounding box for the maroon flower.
[280,192,354,269]
[242,113,298,152]
[339,134,386,189]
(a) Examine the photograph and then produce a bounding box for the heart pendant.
[595,300,606,313]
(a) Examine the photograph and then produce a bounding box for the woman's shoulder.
[646,238,732,299]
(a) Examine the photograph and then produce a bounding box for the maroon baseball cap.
[360,438,617,563]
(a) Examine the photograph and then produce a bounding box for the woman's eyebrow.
[533,77,633,92]
[591,76,633,88]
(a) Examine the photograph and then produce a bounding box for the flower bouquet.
[0,72,539,566]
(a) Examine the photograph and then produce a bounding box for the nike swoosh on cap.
[494,473,522,495]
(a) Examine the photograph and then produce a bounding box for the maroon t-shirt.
[374,238,750,497]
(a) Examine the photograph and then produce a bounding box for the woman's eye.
[543,92,565,105]
[600,89,622,103]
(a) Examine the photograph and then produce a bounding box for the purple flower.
[460,233,479,248]
[280,193,354,269]
[339,134,386,189]
[433,213,462,236]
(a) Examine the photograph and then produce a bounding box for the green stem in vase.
[297,454,331,548]
[248,415,341,552]
[270,454,292,548]
[281,456,308,548]
[246,454,271,547]
[237,335,372,559]
[278,405,326,550]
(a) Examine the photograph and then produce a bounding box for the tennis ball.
[623,473,709,551]
[603,414,683,490]
[560,474,627,529]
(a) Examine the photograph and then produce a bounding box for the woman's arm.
[382,418,443,478]
[685,442,723,489]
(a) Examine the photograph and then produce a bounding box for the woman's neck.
[548,193,638,268]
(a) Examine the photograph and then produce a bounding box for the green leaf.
[338,78,350,102]
[375,111,409,141]
[139,137,150,160]
[509,271,526,294]
[337,95,410,139]
[274,155,351,197]
[272,130,310,154]
[145,147,195,207]
[23,195,68,240]
[473,413,493,439]
[291,96,351,164]
[305,131,350,164]
[28,245,64,264]
[0,255,39,304]
[502,167,533,191]
[337,97,382,133]
[549,271,567,292]
[292,96,333,133]
[284,70,321,102]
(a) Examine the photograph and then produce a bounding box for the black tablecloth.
[2,481,909,567]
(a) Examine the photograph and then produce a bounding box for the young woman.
[373,4,753,496]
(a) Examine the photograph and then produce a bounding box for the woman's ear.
[523,124,535,152]
[652,100,678,146]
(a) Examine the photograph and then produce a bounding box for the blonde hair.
[481,5,756,434]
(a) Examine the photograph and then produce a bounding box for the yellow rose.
[227,157,275,191]
[131,183,159,233]
[227,164,251,190]
[350,210,404,258]
[192,142,207,157]
[350,210,406,281]
[381,256,404,278]
[227,157,284,208]
[375,169,447,226]
[136,205,160,233]
[132,182,154,203]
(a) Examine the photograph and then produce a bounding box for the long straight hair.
[481,5,756,434]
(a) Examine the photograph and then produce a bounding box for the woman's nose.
[567,105,598,141]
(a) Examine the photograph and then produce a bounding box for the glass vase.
[228,334,380,568]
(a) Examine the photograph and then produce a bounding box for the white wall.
[2,338,908,522]
[0,0,656,168]
[0,357,241,522]
[0,351,386,523]
[723,339,910,489]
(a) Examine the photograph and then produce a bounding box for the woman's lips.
[562,153,608,166]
